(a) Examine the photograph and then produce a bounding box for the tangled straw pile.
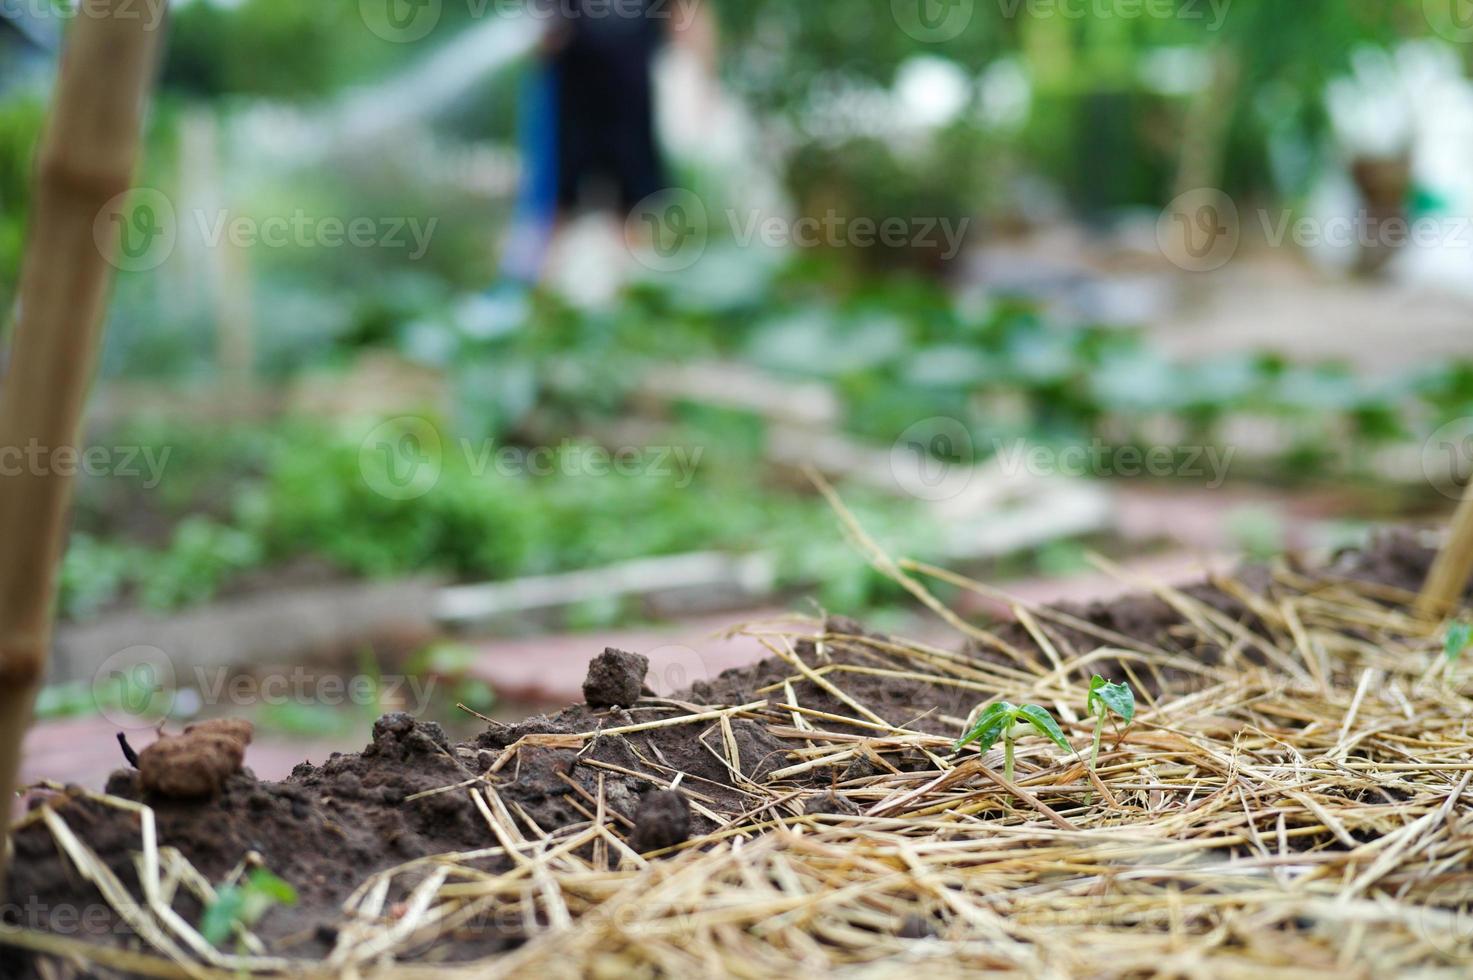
[5,552,1473,978]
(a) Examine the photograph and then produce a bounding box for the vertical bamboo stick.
[0,0,164,885]
[1418,484,1473,620]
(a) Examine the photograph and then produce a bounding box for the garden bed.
[3,530,1471,976]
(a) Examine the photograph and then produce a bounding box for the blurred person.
[466,0,712,327]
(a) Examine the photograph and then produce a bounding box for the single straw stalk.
[1418,482,1473,619]
[0,0,164,890]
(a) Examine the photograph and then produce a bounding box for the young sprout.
[1446,622,1471,662]
[201,868,298,950]
[954,701,1071,783]
[1086,675,1136,777]
[1445,622,1471,687]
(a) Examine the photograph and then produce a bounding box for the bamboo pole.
[0,0,164,887]
[1418,483,1473,619]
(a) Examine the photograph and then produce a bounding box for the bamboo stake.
[0,0,164,888]
[1417,484,1473,619]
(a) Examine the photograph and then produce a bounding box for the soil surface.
[1,529,1454,976]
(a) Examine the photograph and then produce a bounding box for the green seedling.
[1445,622,1471,662]
[1445,622,1471,688]
[954,701,1071,783]
[1086,676,1136,787]
[200,868,298,950]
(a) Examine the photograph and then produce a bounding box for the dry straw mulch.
[5,555,1473,978]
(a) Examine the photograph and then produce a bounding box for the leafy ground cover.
[61,263,1473,624]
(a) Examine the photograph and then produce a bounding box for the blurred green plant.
[0,95,45,316]
[200,868,297,951]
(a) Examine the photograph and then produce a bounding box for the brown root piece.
[583,648,650,708]
[138,719,254,800]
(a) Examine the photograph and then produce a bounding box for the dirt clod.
[804,791,858,816]
[898,914,936,939]
[840,756,882,781]
[582,648,649,708]
[630,790,691,853]
[137,719,254,799]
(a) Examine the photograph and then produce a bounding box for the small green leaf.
[1446,622,1472,662]
[200,869,297,948]
[954,702,1015,752]
[1016,704,1071,752]
[246,869,297,906]
[200,887,245,947]
[1088,677,1136,723]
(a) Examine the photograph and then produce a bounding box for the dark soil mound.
[1,529,1453,975]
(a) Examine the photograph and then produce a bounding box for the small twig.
[116,733,140,770]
